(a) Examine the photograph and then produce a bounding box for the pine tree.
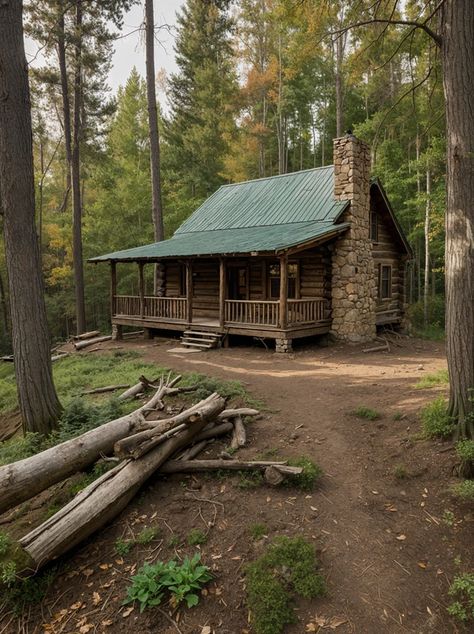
[165,0,237,199]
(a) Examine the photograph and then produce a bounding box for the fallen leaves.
[306,615,348,630]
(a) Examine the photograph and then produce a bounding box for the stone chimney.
[330,133,376,342]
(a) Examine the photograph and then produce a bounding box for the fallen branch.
[81,384,130,396]
[362,342,389,353]
[13,396,225,572]
[74,335,112,350]
[73,330,100,341]
[114,393,223,460]
[230,415,246,450]
[160,459,301,475]
[0,374,184,515]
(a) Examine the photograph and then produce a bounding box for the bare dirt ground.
[1,335,473,634]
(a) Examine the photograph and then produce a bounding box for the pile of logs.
[0,374,301,578]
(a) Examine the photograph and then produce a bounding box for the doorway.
[228,266,248,300]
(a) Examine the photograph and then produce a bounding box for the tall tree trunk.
[441,1,474,437]
[0,269,10,346]
[0,0,62,434]
[423,168,431,327]
[71,0,86,334]
[57,7,72,213]
[145,0,164,296]
[335,34,344,137]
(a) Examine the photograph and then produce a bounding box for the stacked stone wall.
[331,135,377,343]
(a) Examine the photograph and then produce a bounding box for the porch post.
[279,254,288,330]
[110,261,117,317]
[138,262,145,318]
[186,260,193,324]
[219,258,226,328]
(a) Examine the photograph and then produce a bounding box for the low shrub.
[452,480,474,502]
[124,553,212,612]
[420,397,454,439]
[456,439,474,479]
[249,523,267,540]
[447,573,474,622]
[136,526,161,545]
[246,536,326,634]
[186,529,207,546]
[286,456,323,491]
[352,406,381,421]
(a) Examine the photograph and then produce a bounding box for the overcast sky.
[25,1,184,105]
[110,0,183,97]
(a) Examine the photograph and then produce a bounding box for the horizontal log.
[159,459,302,474]
[73,330,100,341]
[81,384,129,395]
[74,335,112,350]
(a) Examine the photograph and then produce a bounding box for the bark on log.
[114,393,222,460]
[230,415,246,449]
[217,408,259,421]
[179,439,209,461]
[73,330,100,341]
[0,376,183,515]
[17,398,224,570]
[194,422,233,442]
[73,335,112,350]
[362,343,389,353]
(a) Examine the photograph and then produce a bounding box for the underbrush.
[408,298,445,341]
[415,369,449,389]
[420,397,454,439]
[452,480,474,502]
[246,536,326,634]
[0,351,256,467]
[448,573,474,623]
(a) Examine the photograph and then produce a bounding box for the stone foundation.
[275,338,293,353]
[330,134,377,343]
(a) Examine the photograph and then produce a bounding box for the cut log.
[159,459,302,474]
[264,466,284,486]
[194,421,233,442]
[362,342,389,353]
[0,375,185,515]
[217,408,259,421]
[81,384,129,396]
[179,439,209,461]
[51,352,69,362]
[16,396,225,571]
[230,415,246,450]
[74,335,112,350]
[73,330,100,341]
[118,377,152,401]
[114,393,223,460]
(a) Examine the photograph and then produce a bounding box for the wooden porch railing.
[143,296,187,321]
[224,300,280,327]
[114,295,187,321]
[287,298,327,325]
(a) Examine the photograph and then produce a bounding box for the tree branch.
[332,17,442,48]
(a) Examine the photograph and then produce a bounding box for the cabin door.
[228,266,248,300]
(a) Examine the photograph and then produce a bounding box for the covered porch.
[110,253,332,346]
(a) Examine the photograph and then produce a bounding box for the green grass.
[249,523,267,540]
[411,325,445,341]
[352,406,381,421]
[393,464,409,480]
[186,529,207,546]
[286,456,323,491]
[136,526,161,545]
[452,480,474,502]
[420,397,454,439]
[246,536,326,634]
[415,369,449,389]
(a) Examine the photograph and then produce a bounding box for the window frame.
[267,261,299,300]
[379,264,392,300]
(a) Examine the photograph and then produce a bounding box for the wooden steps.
[180,330,222,350]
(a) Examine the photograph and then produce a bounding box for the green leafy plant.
[420,397,454,439]
[115,539,134,556]
[186,529,207,546]
[124,553,212,612]
[137,526,161,545]
[286,456,322,491]
[452,480,474,501]
[456,439,474,478]
[246,536,326,634]
[0,561,17,586]
[447,573,474,622]
[352,406,381,421]
[237,471,264,489]
[0,531,11,556]
[442,510,455,527]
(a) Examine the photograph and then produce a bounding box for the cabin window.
[379,265,392,299]
[269,263,298,299]
[370,210,378,242]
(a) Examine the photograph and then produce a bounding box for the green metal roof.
[90,166,350,262]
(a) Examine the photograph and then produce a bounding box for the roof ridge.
[218,164,335,189]
[173,219,336,236]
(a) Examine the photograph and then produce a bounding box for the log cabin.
[90,134,412,352]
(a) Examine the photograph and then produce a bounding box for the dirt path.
[2,336,472,633]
